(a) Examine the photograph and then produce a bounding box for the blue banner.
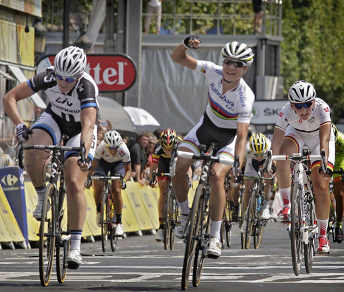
[0,167,28,246]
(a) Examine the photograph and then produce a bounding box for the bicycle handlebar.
[149,171,171,186]
[177,150,236,166]
[90,175,123,181]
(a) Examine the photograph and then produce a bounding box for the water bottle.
[109,202,115,219]
[257,195,261,212]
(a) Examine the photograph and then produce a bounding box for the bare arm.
[80,107,97,158]
[319,123,331,163]
[235,122,250,170]
[123,164,132,182]
[171,43,199,70]
[3,82,35,126]
[270,127,285,155]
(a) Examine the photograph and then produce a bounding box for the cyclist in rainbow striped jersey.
[171,36,255,258]
[271,80,335,253]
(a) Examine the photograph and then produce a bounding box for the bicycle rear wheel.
[39,183,56,287]
[238,186,245,228]
[193,193,209,287]
[181,185,202,291]
[291,183,302,276]
[245,193,255,249]
[101,193,109,252]
[224,201,231,248]
[56,190,69,283]
[164,189,172,250]
[254,194,264,249]
[305,198,316,273]
[110,226,118,252]
[170,194,177,251]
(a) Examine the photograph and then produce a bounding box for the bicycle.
[88,173,125,252]
[16,135,86,287]
[329,167,344,242]
[150,171,179,250]
[177,142,239,290]
[242,171,274,250]
[266,147,327,276]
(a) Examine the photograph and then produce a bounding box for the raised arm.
[170,36,200,70]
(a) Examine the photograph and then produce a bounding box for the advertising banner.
[0,167,28,245]
[37,54,137,93]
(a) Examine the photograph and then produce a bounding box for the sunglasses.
[223,59,244,68]
[292,101,313,110]
[254,153,265,157]
[107,146,119,150]
[56,73,79,83]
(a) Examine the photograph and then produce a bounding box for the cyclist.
[149,128,182,242]
[271,80,335,253]
[241,133,274,233]
[87,130,131,237]
[171,36,255,258]
[3,46,98,269]
[332,124,344,243]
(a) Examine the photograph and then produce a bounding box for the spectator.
[130,132,150,185]
[96,120,109,146]
[153,128,163,140]
[143,0,163,34]
[252,0,263,34]
[145,134,158,175]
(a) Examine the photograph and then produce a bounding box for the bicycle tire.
[56,189,69,283]
[224,201,231,248]
[192,188,209,286]
[101,192,109,253]
[164,189,172,250]
[254,194,264,249]
[238,186,245,228]
[291,183,302,276]
[305,198,316,273]
[170,193,177,250]
[245,192,255,249]
[220,219,225,249]
[193,205,209,288]
[181,184,202,291]
[39,183,56,287]
[110,226,118,252]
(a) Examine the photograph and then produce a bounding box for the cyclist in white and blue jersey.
[171,36,255,258]
[3,46,98,269]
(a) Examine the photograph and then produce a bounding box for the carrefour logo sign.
[1,174,18,186]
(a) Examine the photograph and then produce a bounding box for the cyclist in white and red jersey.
[3,46,98,269]
[171,36,255,258]
[271,80,335,253]
[87,130,131,237]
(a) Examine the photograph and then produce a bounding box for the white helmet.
[288,80,316,103]
[221,41,254,66]
[104,130,122,148]
[54,46,87,77]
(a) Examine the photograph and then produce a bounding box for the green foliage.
[281,0,344,122]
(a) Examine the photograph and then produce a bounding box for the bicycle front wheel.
[245,193,255,249]
[169,193,177,251]
[110,226,118,252]
[224,201,232,248]
[193,192,209,287]
[101,193,109,252]
[164,189,172,250]
[39,183,56,287]
[181,185,202,291]
[56,189,69,283]
[305,198,316,273]
[291,183,302,276]
[254,194,264,249]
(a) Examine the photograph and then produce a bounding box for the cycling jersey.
[152,138,181,177]
[196,60,254,128]
[275,98,335,169]
[180,60,254,157]
[244,138,271,177]
[333,129,344,182]
[29,67,99,159]
[27,67,98,123]
[275,98,330,133]
[94,140,131,165]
